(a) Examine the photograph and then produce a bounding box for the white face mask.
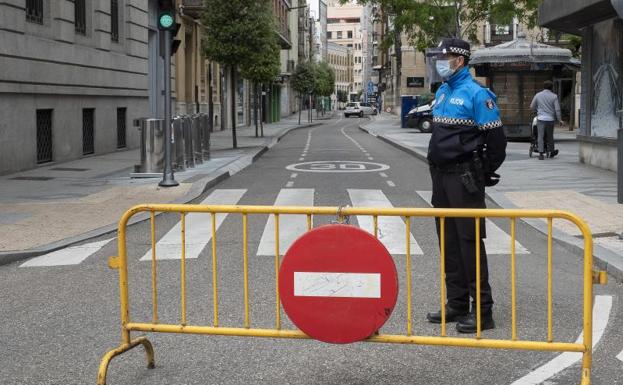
[436,57,460,79]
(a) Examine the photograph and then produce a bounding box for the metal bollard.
[183,116,195,168]
[192,114,203,165]
[201,113,210,159]
[172,117,185,171]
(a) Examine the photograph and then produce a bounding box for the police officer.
[425,38,507,333]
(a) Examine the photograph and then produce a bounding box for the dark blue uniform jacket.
[428,67,506,172]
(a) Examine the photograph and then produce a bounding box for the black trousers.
[430,167,494,314]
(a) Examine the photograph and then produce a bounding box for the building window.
[117,108,127,148]
[26,0,44,24]
[75,0,86,35]
[82,108,95,155]
[347,31,353,39]
[111,0,119,42]
[337,31,342,39]
[327,31,332,39]
[36,109,53,164]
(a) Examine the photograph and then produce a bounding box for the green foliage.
[337,90,349,103]
[313,61,336,97]
[291,61,316,95]
[202,0,279,71]
[344,0,540,53]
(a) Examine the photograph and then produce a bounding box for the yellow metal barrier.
[98,204,606,385]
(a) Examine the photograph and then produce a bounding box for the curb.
[0,121,321,266]
[359,123,623,282]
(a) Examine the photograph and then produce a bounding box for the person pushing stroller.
[530,80,563,160]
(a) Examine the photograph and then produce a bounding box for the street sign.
[367,81,374,93]
[279,224,398,344]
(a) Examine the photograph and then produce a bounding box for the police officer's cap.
[436,38,471,58]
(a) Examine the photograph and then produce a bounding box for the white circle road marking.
[286,161,390,173]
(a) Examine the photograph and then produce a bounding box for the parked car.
[406,99,436,132]
[344,102,377,118]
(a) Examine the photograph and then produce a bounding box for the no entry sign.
[279,224,398,344]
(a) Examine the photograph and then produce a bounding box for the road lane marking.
[509,295,612,385]
[348,189,423,255]
[257,189,314,256]
[368,157,374,160]
[379,172,388,178]
[20,238,114,267]
[294,272,381,298]
[290,173,298,178]
[387,181,396,187]
[140,189,247,261]
[298,157,305,161]
[416,191,529,255]
[617,350,623,362]
[286,181,294,188]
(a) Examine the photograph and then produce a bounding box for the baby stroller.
[528,117,538,158]
[528,117,559,158]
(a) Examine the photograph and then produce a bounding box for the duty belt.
[429,160,474,173]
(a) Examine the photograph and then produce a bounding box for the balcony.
[181,0,206,19]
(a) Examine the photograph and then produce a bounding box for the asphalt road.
[1,115,622,385]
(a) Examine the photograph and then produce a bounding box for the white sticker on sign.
[294,272,381,298]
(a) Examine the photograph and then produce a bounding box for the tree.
[337,90,348,108]
[403,0,540,52]
[239,2,281,137]
[313,61,336,115]
[343,0,539,109]
[291,61,316,124]
[202,0,277,148]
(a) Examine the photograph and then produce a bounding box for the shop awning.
[470,35,580,68]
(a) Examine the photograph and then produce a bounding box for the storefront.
[540,0,623,171]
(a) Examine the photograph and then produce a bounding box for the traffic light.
[158,0,181,57]
[157,0,175,31]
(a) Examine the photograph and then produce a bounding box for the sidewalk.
[360,113,623,281]
[0,112,325,264]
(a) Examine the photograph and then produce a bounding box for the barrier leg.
[97,336,155,385]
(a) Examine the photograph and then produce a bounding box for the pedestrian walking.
[426,38,507,333]
[530,80,563,160]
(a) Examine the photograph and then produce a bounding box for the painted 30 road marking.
[286,160,390,173]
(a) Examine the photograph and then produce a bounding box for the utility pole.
[158,1,180,187]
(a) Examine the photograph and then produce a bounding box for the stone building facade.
[0,0,150,175]
[327,41,353,108]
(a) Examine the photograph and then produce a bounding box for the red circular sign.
[279,224,398,344]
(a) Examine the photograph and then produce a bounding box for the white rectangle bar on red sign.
[294,272,381,298]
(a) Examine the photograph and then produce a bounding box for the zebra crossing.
[139,189,247,261]
[20,188,529,268]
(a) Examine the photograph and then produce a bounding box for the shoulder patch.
[438,93,446,104]
[485,99,495,110]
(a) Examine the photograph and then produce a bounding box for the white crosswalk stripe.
[348,189,423,255]
[140,189,247,261]
[257,189,314,256]
[20,238,114,267]
[416,191,529,254]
